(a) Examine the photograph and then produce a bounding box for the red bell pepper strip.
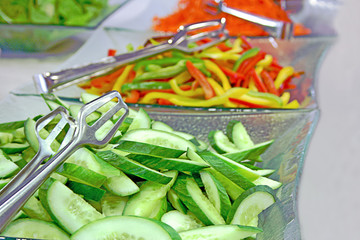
[157,98,174,105]
[186,61,215,99]
[124,90,140,103]
[107,49,117,57]
[240,36,252,50]
[217,42,232,52]
[229,98,269,108]
[251,70,267,93]
[218,65,244,84]
[241,52,266,76]
[260,70,279,95]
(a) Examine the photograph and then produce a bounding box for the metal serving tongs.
[205,0,293,39]
[33,18,229,94]
[0,91,128,231]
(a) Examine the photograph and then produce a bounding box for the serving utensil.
[33,18,229,94]
[205,0,293,39]
[0,91,128,231]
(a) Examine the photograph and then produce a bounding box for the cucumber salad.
[0,93,282,240]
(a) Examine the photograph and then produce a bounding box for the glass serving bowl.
[0,96,319,239]
[0,0,130,52]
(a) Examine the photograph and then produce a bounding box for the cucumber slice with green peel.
[67,181,106,202]
[103,173,140,197]
[0,178,11,189]
[198,151,256,190]
[121,129,197,151]
[22,195,53,222]
[101,193,128,216]
[226,185,276,225]
[253,177,282,189]
[208,130,240,154]
[70,215,181,240]
[8,154,27,168]
[96,150,174,184]
[117,117,133,134]
[167,189,187,214]
[69,104,101,123]
[126,153,209,172]
[255,169,276,177]
[42,93,70,111]
[123,171,177,218]
[50,172,68,184]
[223,140,274,162]
[0,132,13,145]
[12,127,26,143]
[56,163,107,188]
[151,121,174,132]
[115,140,185,158]
[148,197,168,220]
[39,179,104,234]
[127,108,152,131]
[0,142,30,154]
[172,131,201,146]
[200,170,231,220]
[172,174,225,226]
[179,224,262,240]
[161,210,204,232]
[226,120,255,150]
[1,218,70,240]
[0,151,20,178]
[22,146,36,162]
[0,120,25,133]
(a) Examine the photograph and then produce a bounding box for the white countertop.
[1,1,359,239]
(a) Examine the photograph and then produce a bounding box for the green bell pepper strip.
[233,47,260,71]
[133,60,187,82]
[121,81,171,92]
[134,57,203,70]
[144,64,162,72]
[246,90,283,106]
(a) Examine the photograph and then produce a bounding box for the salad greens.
[0,0,108,25]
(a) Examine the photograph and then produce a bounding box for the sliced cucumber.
[69,104,101,123]
[0,132,13,145]
[226,185,276,226]
[151,121,174,132]
[71,215,181,240]
[8,154,27,168]
[103,173,140,197]
[116,140,185,158]
[101,193,128,216]
[123,171,177,218]
[208,130,240,153]
[167,189,187,214]
[223,140,274,162]
[96,150,173,184]
[161,210,204,232]
[173,174,225,226]
[226,120,254,150]
[39,179,104,234]
[200,170,231,220]
[179,224,262,240]
[0,150,20,178]
[127,108,152,131]
[1,218,70,240]
[22,195,52,222]
[198,151,256,190]
[0,178,11,189]
[121,128,196,151]
[0,142,30,154]
[0,120,25,133]
[253,176,282,189]
[67,181,106,202]
[56,162,107,188]
[126,153,209,172]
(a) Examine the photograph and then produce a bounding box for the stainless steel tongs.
[205,0,293,39]
[33,18,229,94]
[0,91,128,231]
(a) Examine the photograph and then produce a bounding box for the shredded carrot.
[152,0,311,36]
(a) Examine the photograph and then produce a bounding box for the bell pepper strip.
[240,36,252,49]
[124,90,140,103]
[251,69,267,93]
[134,57,203,70]
[218,65,244,84]
[169,79,204,97]
[207,78,225,96]
[112,64,134,93]
[246,90,283,107]
[284,100,300,109]
[107,49,117,57]
[217,42,232,52]
[260,70,279,96]
[204,60,231,91]
[229,98,269,108]
[157,98,174,105]
[274,66,294,89]
[133,60,187,82]
[144,64,162,72]
[186,60,215,100]
[195,52,240,61]
[173,71,192,84]
[233,47,260,71]
[225,37,243,54]
[241,52,267,76]
[256,54,273,68]
[121,81,171,93]
[280,92,290,105]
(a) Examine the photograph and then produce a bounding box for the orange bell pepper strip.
[124,90,140,104]
[186,61,215,100]
[260,70,279,96]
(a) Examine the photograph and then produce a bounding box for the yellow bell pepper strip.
[230,91,282,108]
[204,60,231,91]
[256,54,273,68]
[173,71,192,84]
[229,98,269,108]
[274,66,294,89]
[280,92,290,105]
[186,61,215,100]
[233,47,260,71]
[225,37,243,53]
[247,90,283,107]
[195,52,240,61]
[169,79,204,97]
[112,64,134,93]
[121,81,171,93]
[284,100,300,109]
[206,78,225,96]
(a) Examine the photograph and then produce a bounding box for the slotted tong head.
[0,91,128,231]
[34,18,229,94]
